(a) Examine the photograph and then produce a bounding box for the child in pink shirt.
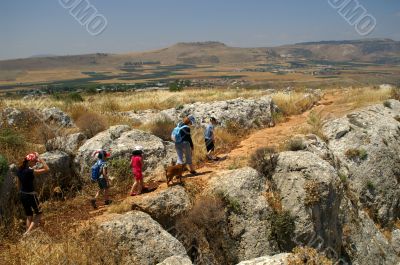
[130,146,144,196]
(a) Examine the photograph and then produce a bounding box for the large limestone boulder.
[323,99,400,225]
[100,211,189,265]
[41,107,75,127]
[392,229,400,255]
[124,96,279,128]
[205,167,274,261]
[132,185,191,225]
[74,125,177,181]
[271,151,342,255]
[1,107,26,126]
[339,197,399,265]
[0,165,19,222]
[157,256,193,265]
[39,151,80,198]
[236,253,291,265]
[46,132,87,155]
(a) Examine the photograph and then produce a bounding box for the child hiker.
[90,150,112,209]
[130,146,144,196]
[205,117,218,161]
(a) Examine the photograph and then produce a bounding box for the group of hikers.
[16,115,218,235]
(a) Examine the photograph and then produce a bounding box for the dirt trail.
[48,90,357,227]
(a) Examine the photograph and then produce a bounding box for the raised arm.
[33,158,50,176]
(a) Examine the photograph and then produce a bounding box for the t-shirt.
[17,168,35,193]
[179,123,194,149]
[204,124,214,140]
[99,162,108,179]
[131,155,143,178]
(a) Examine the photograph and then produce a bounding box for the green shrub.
[306,111,327,141]
[218,191,242,215]
[249,147,278,178]
[269,210,296,251]
[169,81,183,92]
[108,158,132,192]
[366,180,375,191]
[0,155,8,185]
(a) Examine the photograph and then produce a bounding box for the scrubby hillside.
[1,87,400,265]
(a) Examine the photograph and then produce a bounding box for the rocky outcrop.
[39,151,80,198]
[324,99,400,226]
[0,107,74,128]
[339,197,399,265]
[392,229,400,255]
[236,253,291,265]
[132,185,191,225]
[100,211,189,265]
[124,97,279,128]
[41,107,75,127]
[0,165,19,222]
[157,256,193,265]
[74,125,176,181]
[205,167,274,261]
[271,151,342,255]
[46,133,87,155]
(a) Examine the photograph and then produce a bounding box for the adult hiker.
[90,150,112,209]
[17,152,50,236]
[129,146,144,196]
[172,115,197,175]
[204,117,218,161]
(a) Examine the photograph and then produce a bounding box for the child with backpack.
[130,146,144,196]
[90,150,112,209]
[171,115,197,175]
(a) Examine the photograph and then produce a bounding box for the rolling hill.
[1,39,399,72]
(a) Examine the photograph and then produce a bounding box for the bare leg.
[131,180,139,194]
[26,216,33,230]
[104,188,109,201]
[24,214,41,235]
[137,179,143,194]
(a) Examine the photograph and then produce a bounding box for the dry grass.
[75,112,108,138]
[288,247,333,265]
[272,92,320,116]
[336,87,392,109]
[0,227,121,265]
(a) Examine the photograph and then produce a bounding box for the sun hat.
[134,146,144,151]
[188,115,196,125]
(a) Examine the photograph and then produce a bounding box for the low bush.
[108,158,132,193]
[390,87,400,101]
[0,155,8,185]
[249,147,278,178]
[76,112,107,138]
[345,148,368,161]
[306,111,327,141]
[142,115,176,141]
[174,196,236,264]
[286,137,306,151]
[269,210,296,252]
[383,100,392,108]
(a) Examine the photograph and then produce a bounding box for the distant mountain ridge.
[1,38,399,71]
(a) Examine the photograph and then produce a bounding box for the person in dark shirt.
[17,152,49,236]
[175,115,197,175]
[204,117,218,161]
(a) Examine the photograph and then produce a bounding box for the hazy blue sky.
[0,0,399,60]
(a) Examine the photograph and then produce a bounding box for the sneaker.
[190,171,198,175]
[130,193,137,196]
[90,199,98,209]
[105,200,112,205]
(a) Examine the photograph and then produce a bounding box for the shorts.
[205,139,215,152]
[97,178,108,190]
[134,173,143,181]
[20,192,42,216]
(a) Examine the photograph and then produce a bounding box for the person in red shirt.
[130,146,144,196]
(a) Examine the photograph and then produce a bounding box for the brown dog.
[165,160,187,186]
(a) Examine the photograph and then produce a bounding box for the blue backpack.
[91,160,105,181]
[171,123,189,143]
